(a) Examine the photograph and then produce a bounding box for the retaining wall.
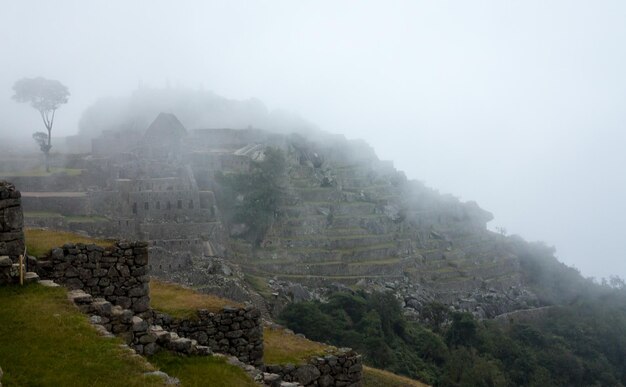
[37,241,151,315]
[0,181,25,262]
[264,348,363,387]
[153,306,264,366]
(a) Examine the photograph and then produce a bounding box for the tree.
[12,77,70,172]
[216,147,286,245]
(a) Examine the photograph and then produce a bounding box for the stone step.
[39,279,60,287]
[67,289,93,304]
[24,271,39,284]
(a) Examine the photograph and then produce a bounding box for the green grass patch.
[24,228,114,257]
[149,352,256,387]
[337,242,396,254]
[2,167,84,177]
[150,279,242,318]
[23,211,64,218]
[244,274,274,298]
[23,213,109,223]
[24,228,115,257]
[347,257,402,266]
[65,215,109,223]
[263,327,331,364]
[363,366,430,387]
[0,284,164,387]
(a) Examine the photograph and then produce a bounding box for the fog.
[1,0,625,280]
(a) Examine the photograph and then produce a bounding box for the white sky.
[1,0,625,280]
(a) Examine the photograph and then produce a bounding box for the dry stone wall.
[264,348,363,387]
[153,306,264,366]
[36,241,151,315]
[68,288,211,357]
[0,181,25,263]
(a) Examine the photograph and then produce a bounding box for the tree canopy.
[12,77,69,171]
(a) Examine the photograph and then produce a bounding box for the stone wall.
[36,241,151,315]
[0,181,25,263]
[68,288,211,357]
[264,348,363,387]
[153,306,264,366]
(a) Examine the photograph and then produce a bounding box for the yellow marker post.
[19,255,24,286]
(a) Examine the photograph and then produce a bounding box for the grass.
[363,366,430,387]
[150,279,243,318]
[24,228,115,257]
[0,284,165,387]
[23,211,64,218]
[244,274,274,298]
[149,352,256,387]
[23,213,108,223]
[263,327,331,364]
[1,167,84,177]
[65,215,109,223]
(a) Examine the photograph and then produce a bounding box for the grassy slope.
[363,366,430,387]
[263,327,330,364]
[25,228,114,257]
[15,229,425,387]
[149,352,256,387]
[150,279,243,317]
[0,284,164,387]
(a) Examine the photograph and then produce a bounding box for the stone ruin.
[0,181,25,262]
[1,109,541,321]
[0,181,38,285]
[0,180,363,386]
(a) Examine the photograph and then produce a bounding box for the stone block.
[318,374,334,387]
[139,333,157,344]
[132,296,150,312]
[143,342,158,356]
[67,289,93,304]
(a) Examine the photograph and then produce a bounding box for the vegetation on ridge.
[216,147,286,246]
[280,287,626,386]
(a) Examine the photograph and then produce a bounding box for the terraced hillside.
[225,136,537,317]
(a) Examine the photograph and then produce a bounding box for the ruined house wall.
[127,190,205,219]
[153,306,264,366]
[36,241,151,315]
[0,181,25,262]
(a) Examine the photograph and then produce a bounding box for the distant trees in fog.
[12,77,69,172]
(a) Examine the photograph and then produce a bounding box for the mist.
[1,0,625,280]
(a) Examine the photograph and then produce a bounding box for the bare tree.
[12,77,70,172]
